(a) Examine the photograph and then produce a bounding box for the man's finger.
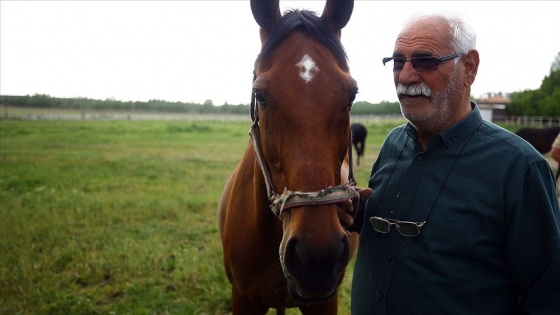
[359,188,372,199]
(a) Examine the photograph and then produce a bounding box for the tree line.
[508,52,560,117]
[0,95,250,114]
[0,94,403,116]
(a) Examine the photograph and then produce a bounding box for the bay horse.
[351,123,367,166]
[218,0,359,314]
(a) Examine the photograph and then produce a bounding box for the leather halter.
[249,72,360,219]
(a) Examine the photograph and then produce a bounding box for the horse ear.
[251,0,281,33]
[321,0,354,32]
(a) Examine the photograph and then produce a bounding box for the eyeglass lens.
[392,57,440,72]
[395,222,421,236]
[370,217,424,237]
[370,217,391,233]
[384,53,460,73]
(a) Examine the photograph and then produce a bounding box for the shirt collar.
[404,101,483,148]
[440,101,482,147]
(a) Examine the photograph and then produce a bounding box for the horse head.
[250,0,357,302]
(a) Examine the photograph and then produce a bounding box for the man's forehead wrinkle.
[394,37,448,56]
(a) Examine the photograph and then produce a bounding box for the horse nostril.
[284,237,306,279]
[335,234,351,274]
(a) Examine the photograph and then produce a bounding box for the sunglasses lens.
[385,57,439,72]
[370,217,390,233]
[412,58,439,72]
[395,223,420,236]
[392,58,405,71]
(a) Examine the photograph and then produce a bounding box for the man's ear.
[463,49,479,87]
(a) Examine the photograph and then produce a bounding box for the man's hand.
[338,187,372,229]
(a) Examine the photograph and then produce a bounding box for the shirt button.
[447,138,455,145]
[417,155,423,161]
[377,292,384,299]
[387,255,393,261]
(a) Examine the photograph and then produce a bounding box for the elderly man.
[345,12,560,314]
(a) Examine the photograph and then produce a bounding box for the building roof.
[476,95,511,105]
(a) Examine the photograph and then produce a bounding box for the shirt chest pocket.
[416,204,486,272]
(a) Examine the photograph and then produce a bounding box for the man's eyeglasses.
[370,216,426,237]
[382,53,460,72]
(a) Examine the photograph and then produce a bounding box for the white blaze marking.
[295,54,319,83]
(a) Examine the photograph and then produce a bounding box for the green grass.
[0,120,253,314]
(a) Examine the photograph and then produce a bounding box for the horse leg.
[353,143,360,166]
[230,285,268,315]
[357,141,364,166]
[360,140,365,159]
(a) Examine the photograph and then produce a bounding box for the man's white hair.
[403,11,477,56]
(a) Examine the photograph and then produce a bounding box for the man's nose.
[396,61,421,86]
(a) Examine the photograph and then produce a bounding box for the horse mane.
[258,9,348,65]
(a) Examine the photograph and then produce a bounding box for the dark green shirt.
[351,103,560,314]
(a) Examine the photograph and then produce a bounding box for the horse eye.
[348,89,358,109]
[254,91,267,106]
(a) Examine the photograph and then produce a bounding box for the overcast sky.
[1,1,559,105]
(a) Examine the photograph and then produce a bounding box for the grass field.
[0,118,408,315]
[1,117,538,314]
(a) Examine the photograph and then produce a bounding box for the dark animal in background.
[351,123,367,166]
[514,126,560,153]
[515,126,560,180]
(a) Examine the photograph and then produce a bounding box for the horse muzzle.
[281,229,350,302]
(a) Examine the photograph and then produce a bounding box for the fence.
[504,116,560,127]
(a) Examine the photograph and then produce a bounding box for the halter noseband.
[249,71,360,219]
